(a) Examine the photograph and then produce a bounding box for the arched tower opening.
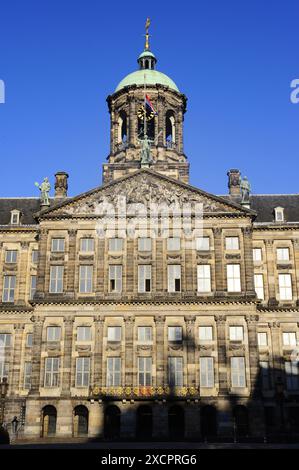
[165,110,176,148]
[117,110,128,145]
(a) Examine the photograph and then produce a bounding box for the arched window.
[74,405,89,436]
[117,111,128,144]
[42,405,57,437]
[165,111,176,148]
[138,114,155,141]
[104,405,121,439]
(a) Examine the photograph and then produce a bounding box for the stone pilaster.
[11,324,25,395]
[185,315,196,386]
[61,317,74,395]
[155,315,166,386]
[213,228,225,295]
[242,227,255,294]
[36,229,48,299]
[29,316,44,394]
[66,230,77,296]
[215,315,228,395]
[265,240,277,305]
[124,316,135,386]
[93,316,104,386]
[246,314,260,395]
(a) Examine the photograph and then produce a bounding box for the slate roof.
[0,198,50,225]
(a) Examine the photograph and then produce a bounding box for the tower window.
[117,111,127,144]
[165,111,176,147]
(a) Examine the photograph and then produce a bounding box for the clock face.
[137,105,155,121]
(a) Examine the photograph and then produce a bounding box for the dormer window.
[10,210,20,225]
[274,207,284,222]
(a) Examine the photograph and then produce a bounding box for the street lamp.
[0,377,9,426]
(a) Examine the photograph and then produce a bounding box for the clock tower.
[103,20,189,184]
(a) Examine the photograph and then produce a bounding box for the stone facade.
[0,37,299,442]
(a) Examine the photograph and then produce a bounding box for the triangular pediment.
[37,169,255,219]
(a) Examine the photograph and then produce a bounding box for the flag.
[145,94,158,115]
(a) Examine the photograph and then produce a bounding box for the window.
[76,357,90,387]
[5,250,17,263]
[77,326,91,342]
[200,357,214,387]
[107,326,121,342]
[10,210,20,225]
[274,207,284,222]
[0,333,11,347]
[24,362,32,389]
[109,238,123,252]
[167,237,181,251]
[138,237,152,252]
[254,274,264,300]
[30,275,37,300]
[277,248,290,262]
[0,360,8,381]
[199,326,213,341]
[31,250,38,264]
[138,357,152,386]
[226,264,241,292]
[196,237,210,251]
[260,361,271,390]
[51,238,65,252]
[229,326,244,341]
[282,332,297,347]
[168,357,183,386]
[285,361,299,390]
[2,275,16,302]
[109,265,122,293]
[197,265,211,293]
[44,357,60,387]
[80,238,94,252]
[26,333,33,347]
[279,274,292,300]
[168,326,182,342]
[231,357,246,387]
[79,265,93,293]
[253,248,262,262]
[138,265,151,293]
[47,326,61,342]
[107,357,121,386]
[257,332,268,347]
[225,237,239,250]
[168,265,181,292]
[138,326,152,342]
[49,266,64,293]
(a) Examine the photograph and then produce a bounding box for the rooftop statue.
[35,177,51,206]
[240,176,251,204]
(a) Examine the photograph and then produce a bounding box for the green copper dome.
[115,69,179,93]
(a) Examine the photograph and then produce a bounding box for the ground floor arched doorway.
[42,405,57,437]
[136,405,153,440]
[104,405,121,439]
[74,405,89,436]
[200,405,217,439]
[233,405,249,437]
[168,405,184,440]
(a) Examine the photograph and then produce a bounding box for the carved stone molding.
[225,254,241,260]
[242,227,252,236]
[215,315,226,324]
[154,315,166,324]
[198,344,214,352]
[213,228,222,236]
[268,321,280,329]
[229,344,245,352]
[68,229,77,237]
[168,344,183,351]
[76,345,91,353]
[124,316,135,324]
[265,240,273,246]
[107,343,121,351]
[245,314,259,324]
[137,345,152,352]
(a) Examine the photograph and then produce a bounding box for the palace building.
[1,24,299,442]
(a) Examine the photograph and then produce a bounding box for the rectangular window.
[80,238,94,252]
[227,264,241,292]
[47,326,61,342]
[5,250,17,263]
[167,237,181,251]
[168,326,182,342]
[253,248,262,262]
[168,357,183,386]
[51,238,65,252]
[138,357,152,386]
[24,362,32,389]
[138,265,151,293]
[44,357,60,387]
[106,357,121,386]
[138,237,152,252]
[26,333,33,347]
[285,361,299,390]
[196,237,210,251]
[107,326,121,342]
[109,238,123,252]
[77,326,91,342]
[109,265,122,293]
[137,326,152,342]
[0,333,12,347]
[231,357,246,387]
[200,357,214,387]
[197,265,211,293]
[225,237,239,250]
[282,332,297,347]
[199,326,213,341]
[168,265,181,292]
[31,250,38,264]
[257,332,268,347]
[277,248,290,261]
[2,275,16,302]
[11,212,19,225]
[229,326,244,341]
[0,361,9,381]
[254,274,264,300]
[260,361,271,390]
[75,357,90,387]
[30,275,37,300]
[79,265,93,293]
[279,274,292,300]
[49,266,64,293]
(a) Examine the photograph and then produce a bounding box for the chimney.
[227,169,241,197]
[54,172,69,199]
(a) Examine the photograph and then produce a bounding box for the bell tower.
[103,19,189,184]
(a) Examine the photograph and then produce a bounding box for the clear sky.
[0,0,298,197]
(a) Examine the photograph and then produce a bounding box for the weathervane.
[145,17,150,50]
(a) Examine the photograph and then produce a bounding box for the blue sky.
[0,0,298,197]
